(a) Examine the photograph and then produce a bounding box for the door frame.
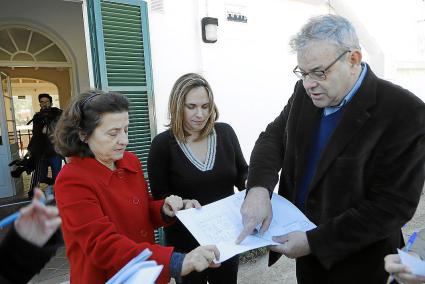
[0,72,18,197]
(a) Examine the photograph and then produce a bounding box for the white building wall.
[148,0,203,131]
[394,64,425,102]
[342,0,425,101]
[148,0,425,161]
[0,0,91,95]
[149,0,329,160]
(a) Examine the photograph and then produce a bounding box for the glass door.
[0,72,21,197]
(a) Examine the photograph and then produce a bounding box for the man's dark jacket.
[247,66,425,284]
[28,107,62,159]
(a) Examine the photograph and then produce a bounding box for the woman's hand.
[181,245,221,276]
[163,196,202,217]
[15,188,62,247]
[162,195,184,217]
[384,254,425,284]
[182,199,201,209]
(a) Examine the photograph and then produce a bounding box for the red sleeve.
[148,198,166,227]
[56,168,174,282]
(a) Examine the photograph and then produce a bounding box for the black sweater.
[28,107,62,159]
[148,122,248,252]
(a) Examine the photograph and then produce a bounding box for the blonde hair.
[167,73,219,142]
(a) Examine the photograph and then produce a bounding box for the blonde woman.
[148,73,248,284]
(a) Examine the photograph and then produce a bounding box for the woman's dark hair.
[38,93,52,103]
[54,90,129,157]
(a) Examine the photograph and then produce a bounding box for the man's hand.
[15,188,61,247]
[384,254,425,284]
[270,231,311,259]
[236,187,272,244]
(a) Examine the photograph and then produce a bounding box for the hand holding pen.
[0,188,62,247]
[385,231,425,284]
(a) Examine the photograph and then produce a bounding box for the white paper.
[106,249,163,284]
[176,190,316,262]
[125,264,164,284]
[398,249,425,276]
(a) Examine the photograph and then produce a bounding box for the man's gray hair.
[290,14,361,53]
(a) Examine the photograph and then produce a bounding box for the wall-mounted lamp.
[201,17,218,43]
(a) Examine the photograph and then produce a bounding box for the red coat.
[55,151,174,284]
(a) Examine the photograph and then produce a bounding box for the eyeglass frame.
[293,50,351,81]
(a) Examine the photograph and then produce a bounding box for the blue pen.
[386,231,418,284]
[404,231,417,252]
[0,198,46,229]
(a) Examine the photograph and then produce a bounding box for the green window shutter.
[88,0,163,245]
[87,0,156,174]
[121,90,151,170]
[87,0,102,89]
[101,1,146,86]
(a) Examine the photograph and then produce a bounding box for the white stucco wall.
[342,0,425,101]
[148,0,425,161]
[148,0,204,131]
[148,0,329,160]
[0,0,91,95]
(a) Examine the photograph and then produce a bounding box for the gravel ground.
[237,191,425,284]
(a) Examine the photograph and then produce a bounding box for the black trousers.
[178,255,239,284]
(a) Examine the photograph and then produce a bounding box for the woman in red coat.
[53,91,219,284]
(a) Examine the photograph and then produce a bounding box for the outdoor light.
[201,17,218,43]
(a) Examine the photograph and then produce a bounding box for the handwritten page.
[176,190,316,262]
[398,249,425,276]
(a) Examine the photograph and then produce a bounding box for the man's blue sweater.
[295,109,345,210]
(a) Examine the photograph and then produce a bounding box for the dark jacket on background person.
[28,107,62,159]
[0,226,62,284]
[247,66,425,284]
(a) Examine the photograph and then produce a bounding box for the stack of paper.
[106,249,163,284]
[176,190,316,262]
[398,249,425,276]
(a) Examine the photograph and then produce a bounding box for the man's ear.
[349,49,362,65]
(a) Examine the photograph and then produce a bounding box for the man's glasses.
[293,50,351,81]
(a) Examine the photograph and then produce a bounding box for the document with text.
[176,190,316,262]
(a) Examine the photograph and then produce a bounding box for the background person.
[27,93,63,198]
[237,14,425,284]
[0,188,62,284]
[53,91,220,284]
[148,73,248,284]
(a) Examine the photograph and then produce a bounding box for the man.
[237,15,425,284]
[27,93,62,197]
